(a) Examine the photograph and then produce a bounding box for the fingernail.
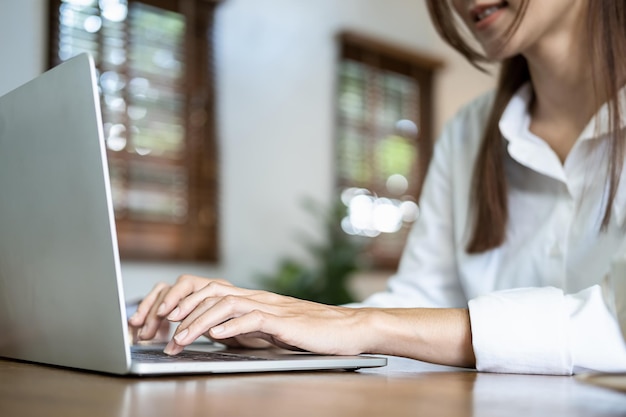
[173,328,189,344]
[167,307,180,321]
[164,340,181,355]
[128,312,138,322]
[156,303,166,316]
[211,325,224,336]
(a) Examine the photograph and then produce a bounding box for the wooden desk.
[1,356,625,417]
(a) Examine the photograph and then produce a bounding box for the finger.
[215,320,306,353]
[167,281,254,322]
[206,310,307,352]
[138,286,171,340]
[223,332,292,350]
[208,310,276,342]
[163,339,184,356]
[164,297,224,355]
[229,336,274,349]
[163,333,250,354]
[128,282,169,327]
[172,295,269,347]
[163,335,272,355]
[129,325,140,344]
[157,275,232,320]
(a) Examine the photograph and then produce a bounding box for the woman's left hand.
[163,280,372,356]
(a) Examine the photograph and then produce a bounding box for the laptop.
[0,53,386,375]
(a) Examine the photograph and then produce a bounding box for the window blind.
[49,0,220,261]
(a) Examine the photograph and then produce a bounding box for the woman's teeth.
[475,5,505,22]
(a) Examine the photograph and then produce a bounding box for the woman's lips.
[469,1,508,30]
[475,5,504,21]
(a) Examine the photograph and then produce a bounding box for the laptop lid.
[0,54,386,375]
[0,54,131,374]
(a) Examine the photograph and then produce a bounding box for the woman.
[129,0,626,375]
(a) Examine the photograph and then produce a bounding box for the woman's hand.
[126,274,365,352]
[159,277,372,356]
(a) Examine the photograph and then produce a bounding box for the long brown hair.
[426,0,626,253]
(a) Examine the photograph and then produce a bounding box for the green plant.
[258,197,367,305]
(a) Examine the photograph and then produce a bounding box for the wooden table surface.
[1,356,625,417]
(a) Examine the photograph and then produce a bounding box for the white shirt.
[359,83,626,375]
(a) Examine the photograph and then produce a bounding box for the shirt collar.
[499,82,626,226]
[498,83,626,183]
[500,82,626,144]
[499,83,567,182]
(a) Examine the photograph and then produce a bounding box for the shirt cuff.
[468,287,573,375]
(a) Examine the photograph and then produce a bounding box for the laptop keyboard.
[131,348,270,362]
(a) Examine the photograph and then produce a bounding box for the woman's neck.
[524,17,596,163]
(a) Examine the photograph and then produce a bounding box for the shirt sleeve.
[468,284,626,374]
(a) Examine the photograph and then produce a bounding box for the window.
[335,32,442,269]
[48,0,221,261]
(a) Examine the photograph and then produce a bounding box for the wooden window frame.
[336,31,443,270]
[47,0,222,262]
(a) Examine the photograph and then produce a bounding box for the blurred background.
[0,0,496,303]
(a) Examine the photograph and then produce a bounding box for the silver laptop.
[0,53,386,375]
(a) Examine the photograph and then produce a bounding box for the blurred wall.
[0,0,496,300]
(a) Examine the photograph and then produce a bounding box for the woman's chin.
[481,44,519,61]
